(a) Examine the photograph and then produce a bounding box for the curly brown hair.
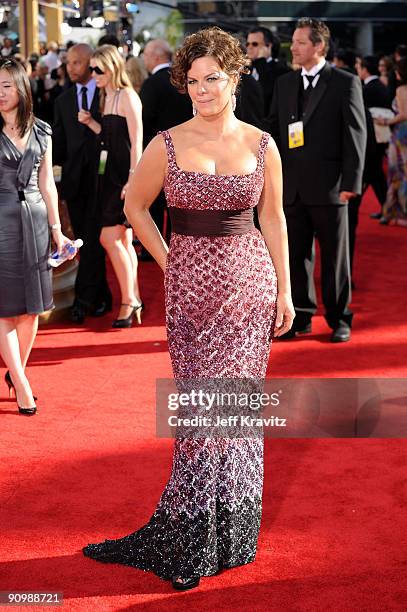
[170,27,250,93]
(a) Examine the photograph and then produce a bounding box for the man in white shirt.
[267,18,366,343]
[42,41,61,73]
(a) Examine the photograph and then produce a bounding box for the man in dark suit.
[53,43,111,323]
[140,39,192,148]
[246,27,291,116]
[139,39,192,248]
[267,18,366,343]
[356,55,392,219]
[235,73,265,129]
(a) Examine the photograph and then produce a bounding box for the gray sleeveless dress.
[0,118,54,318]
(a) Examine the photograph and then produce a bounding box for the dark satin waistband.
[168,206,255,236]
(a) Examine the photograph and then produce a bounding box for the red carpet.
[1,189,407,611]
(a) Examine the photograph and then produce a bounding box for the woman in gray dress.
[0,58,71,415]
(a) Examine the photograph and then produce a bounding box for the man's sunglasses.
[89,66,105,75]
[246,42,270,48]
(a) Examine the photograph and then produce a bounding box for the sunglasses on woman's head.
[89,66,104,75]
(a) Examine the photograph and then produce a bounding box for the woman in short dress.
[0,58,71,415]
[78,45,144,327]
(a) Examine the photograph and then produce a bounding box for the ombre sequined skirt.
[83,227,277,579]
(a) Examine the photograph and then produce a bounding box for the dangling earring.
[192,104,197,117]
[232,91,236,112]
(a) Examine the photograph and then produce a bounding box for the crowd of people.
[1,20,406,592]
[0,23,406,412]
[1,30,405,298]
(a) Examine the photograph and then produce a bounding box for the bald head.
[67,43,93,84]
[143,39,172,73]
[69,43,93,60]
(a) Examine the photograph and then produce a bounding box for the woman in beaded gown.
[83,27,294,590]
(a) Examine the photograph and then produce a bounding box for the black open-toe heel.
[112,302,143,328]
[172,575,200,591]
[5,371,37,401]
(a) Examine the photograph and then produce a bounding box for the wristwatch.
[49,223,61,230]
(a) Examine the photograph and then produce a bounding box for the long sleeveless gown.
[83,129,278,579]
[383,97,407,222]
[0,119,54,318]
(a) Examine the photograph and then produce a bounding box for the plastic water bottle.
[48,239,83,268]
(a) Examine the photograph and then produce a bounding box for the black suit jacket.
[252,57,291,115]
[140,67,193,148]
[52,85,101,201]
[363,78,391,109]
[266,64,367,206]
[235,74,265,129]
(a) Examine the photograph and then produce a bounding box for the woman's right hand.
[78,110,92,125]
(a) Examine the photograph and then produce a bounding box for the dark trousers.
[66,185,111,309]
[348,195,362,274]
[284,197,353,329]
[364,143,388,210]
[348,143,387,272]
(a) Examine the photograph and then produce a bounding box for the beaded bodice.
[161,130,270,211]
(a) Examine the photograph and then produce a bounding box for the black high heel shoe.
[14,386,37,416]
[18,403,37,416]
[5,371,37,401]
[172,575,200,591]
[112,302,143,328]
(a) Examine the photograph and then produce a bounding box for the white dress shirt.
[301,58,327,89]
[364,75,379,85]
[151,63,170,75]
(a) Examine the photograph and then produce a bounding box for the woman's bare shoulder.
[144,133,167,156]
[167,119,195,139]
[238,120,264,138]
[236,121,271,150]
[121,87,142,108]
[139,133,170,173]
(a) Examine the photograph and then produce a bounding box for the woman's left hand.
[78,110,92,125]
[273,292,296,337]
[52,229,74,256]
[121,182,129,200]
